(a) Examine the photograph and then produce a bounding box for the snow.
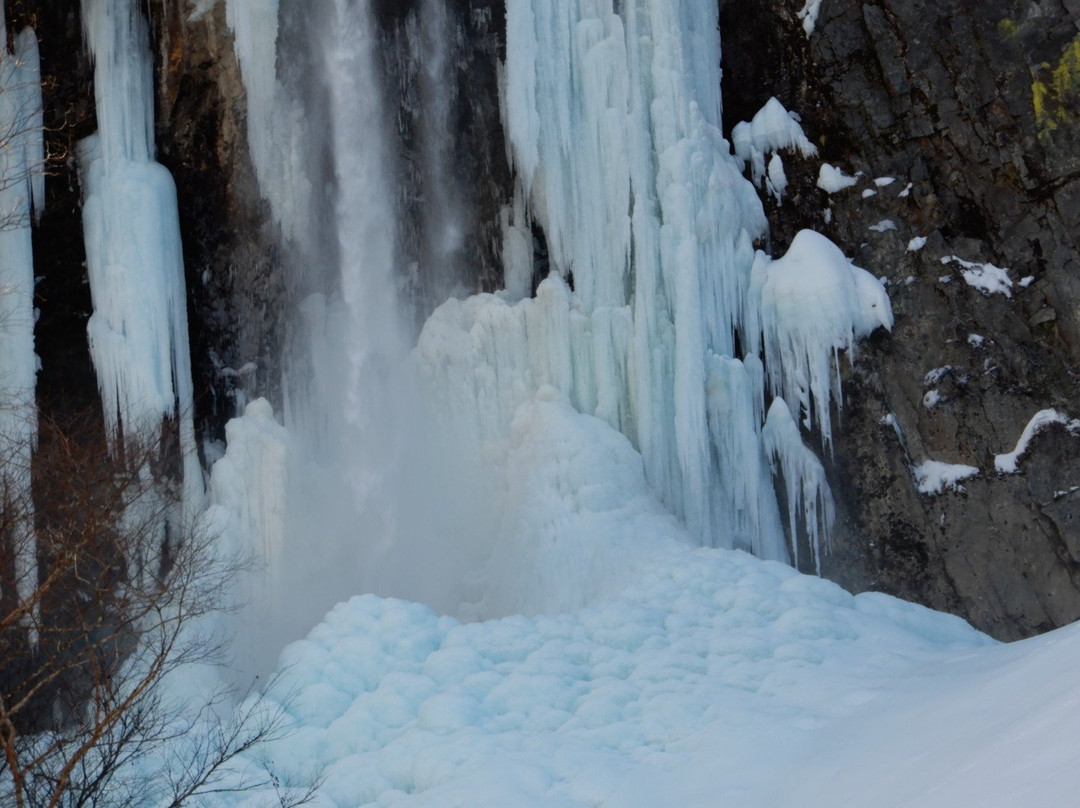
[922,389,941,409]
[1019,275,1035,288]
[754,229,893,450]
[797,0,825,36]
[731,97,817,189]
[924,365,952,386]
[907,235,927,251]
[816,162,858,193]
[968,333,985,347]
[941,255,1013,297]
[874,176,895,187]
[0,16,44,641]
[79,0,203,518]
[861,188,876,199]
[913,460,979,494]
[995,409,1080,474]
[203,527,1080,808]
[868,218,896,232]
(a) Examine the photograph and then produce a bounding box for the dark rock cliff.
[721,0,1080,639]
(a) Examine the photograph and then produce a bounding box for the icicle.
[755,229,893,451]
[79,0,205,529]
[0,7,44,645]
[761,398,835,574]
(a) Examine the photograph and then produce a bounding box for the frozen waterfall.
[207,0,892,675]
[0,8,44,641]
[78,0,204,538]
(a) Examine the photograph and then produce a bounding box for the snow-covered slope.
[210,397,1075,807]
[198,367,1070,807]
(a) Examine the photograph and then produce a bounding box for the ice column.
[0,8,44,638]
[496,0,787,557]
[79,0,204,520]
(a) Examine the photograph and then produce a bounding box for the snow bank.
[913,460,979,495]
[995,409,1080,473]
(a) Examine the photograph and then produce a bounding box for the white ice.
[753,229,893,449]
[0,13,44,639]
[79,0,203,520]
[816,162,858,193]
[731,96,817,189]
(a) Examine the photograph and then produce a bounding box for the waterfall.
[211,0,892,674]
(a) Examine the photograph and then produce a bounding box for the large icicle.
[752,229,893,450]
[0,9,44,641]
[79,0,204,523]
[491,0,782,553]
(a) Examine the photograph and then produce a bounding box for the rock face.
[721,0,1080,639]
[151,0,282,440]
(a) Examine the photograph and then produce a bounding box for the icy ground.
[212,400,1080,808]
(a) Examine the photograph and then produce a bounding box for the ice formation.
[761,398,834,573]
[731,97,817,189]
[0,12,44,636]
[203,0,897,673]
[208,539,1002,808]
[751,229,892,449]
[78,0,203,527]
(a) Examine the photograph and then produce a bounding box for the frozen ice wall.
[419,0,893,565]
[79,0,203,520]
[426,0,790,557]
[211,0,893,668]
[0,8,44,639]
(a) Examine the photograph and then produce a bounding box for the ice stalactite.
[78,0,204,538]
[0,6,44,642]
[222,0,315,249]
[423,0,893,566]
[440,0,790,556]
